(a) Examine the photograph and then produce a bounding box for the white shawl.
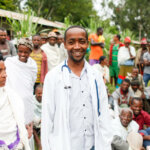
[118,46,136,66]
[112,117,139,141]
[0,86,30,150]
[5,56,37,124]
[41,43,61,71]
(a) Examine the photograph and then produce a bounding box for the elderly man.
[41,32,60,71]
[0,58,30,149]
[0,28,17,59]
[117,37,136,87]
[41,26,112,150]
[111,108,143,150]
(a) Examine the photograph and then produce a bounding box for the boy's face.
[18,45,31,63]
[35,87,43,103]
[64,28,88,63]
[131,100,143,116]
[120,110,132,127]
[0,61,7,87]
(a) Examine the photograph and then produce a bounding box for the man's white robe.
[41,43,61,71]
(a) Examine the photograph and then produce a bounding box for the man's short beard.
[0,40,6,44]
[70,54,85,63]
[34,45,39,49]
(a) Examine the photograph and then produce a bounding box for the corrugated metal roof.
[0,9,65,28]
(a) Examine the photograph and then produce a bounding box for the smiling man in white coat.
[41,26,112,150]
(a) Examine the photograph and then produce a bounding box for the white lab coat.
[41,60,112,150]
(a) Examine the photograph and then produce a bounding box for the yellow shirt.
[30,52,42,83]
[98,35,105,43]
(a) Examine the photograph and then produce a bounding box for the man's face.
[121,81,130,92]
[64,28,88,63]
[131,100,143,116]
[113,35,119,43]
[57,36,63,45]
[35,87,43,103]
[97,29,103,36]
[49,37,57,46]
[18,45,31,63]
[131,85,139,92]
[41,38,47,45]
[103,58,108,66]
[141,44,147,50]
[120,110,132,127]
[32,36,41,48]
[132,69,138,78]
[0,61,7,87]
[0,31,7,44]
[124,42,130,48]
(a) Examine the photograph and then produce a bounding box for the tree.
[108,0,150,39]
[26,0,97,26]
[0,0,21,11]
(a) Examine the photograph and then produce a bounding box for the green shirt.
[112,44,119,66]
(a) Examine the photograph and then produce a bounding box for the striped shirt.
[30,52,42,83]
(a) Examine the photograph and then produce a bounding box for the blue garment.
[143,73,150,87]
[139,127,150,148]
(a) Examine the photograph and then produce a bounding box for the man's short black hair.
[99,56,106,63]
[122,78,131,85]
[32,34,41,39]
[131,97,142,105]
[131,80,140,86]
[116,34,121,40]
[64,25,88,41]
[97,27,103,32]
[0,52,3,61]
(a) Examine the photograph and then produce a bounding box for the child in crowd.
[33,85,43,150]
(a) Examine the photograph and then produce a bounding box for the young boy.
[130,80,142,97]
[33,85,43,150]
[131,97,150,148]
[5,38,37,150]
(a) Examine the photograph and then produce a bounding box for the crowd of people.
[0,25,150,150]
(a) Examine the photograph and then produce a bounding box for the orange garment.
[89,33,103,60]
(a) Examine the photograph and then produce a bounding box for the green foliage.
[106,83,116,94]
[0,0,21,11]
[6,9,39,39]
[26,0,97,26]
[108,0,150,38]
